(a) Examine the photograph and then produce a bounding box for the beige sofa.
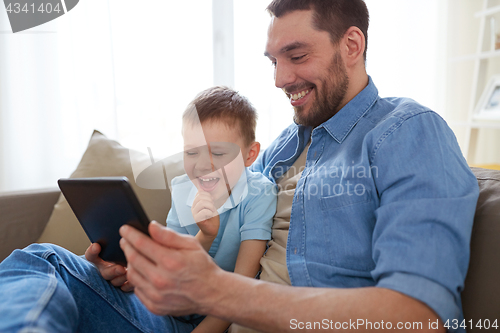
[0,131,499,332]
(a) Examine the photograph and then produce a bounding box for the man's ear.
[343,26,365,67]
[243,142,260,167]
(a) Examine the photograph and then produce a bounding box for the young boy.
[166,86,277,332]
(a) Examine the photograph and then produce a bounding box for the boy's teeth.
[291,90,309,101]
[200,177,218,182]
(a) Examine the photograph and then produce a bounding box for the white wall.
[364,0,447,114]
[1,0,497,192]
[0,0,214,192]
[233,0,448,150]
[446,0,500,164]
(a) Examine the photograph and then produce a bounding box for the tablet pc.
[58,177,151,265]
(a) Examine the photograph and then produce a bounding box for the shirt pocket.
[317,190,376,271]
[320,190,372,211]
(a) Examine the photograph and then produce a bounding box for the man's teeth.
[291,90,309,101]
[200,177,218,182]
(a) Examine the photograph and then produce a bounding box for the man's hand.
[84,243,134,292]
[191,190,220,251]
[119,221,225,316]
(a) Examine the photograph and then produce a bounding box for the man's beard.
[293,51,349,128]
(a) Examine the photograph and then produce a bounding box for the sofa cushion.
[0,188,60,261]
[36,130,184,255]
[462,167,500,327]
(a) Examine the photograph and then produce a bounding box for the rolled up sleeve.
[369,111,479,326]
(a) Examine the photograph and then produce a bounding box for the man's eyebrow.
[264,41,309,57]
[264,42,309,58]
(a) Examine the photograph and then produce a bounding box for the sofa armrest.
[0,188,60,261]
[462,168,500,330]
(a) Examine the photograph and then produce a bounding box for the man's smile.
[284,87,314,106]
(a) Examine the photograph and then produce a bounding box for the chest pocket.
[320,190,371,211]
[316,190,376,271]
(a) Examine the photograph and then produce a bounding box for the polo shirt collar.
[321,76,379,144]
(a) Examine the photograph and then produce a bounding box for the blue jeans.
[0,244,203,333]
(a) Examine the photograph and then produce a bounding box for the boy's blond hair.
[183,86,258,146]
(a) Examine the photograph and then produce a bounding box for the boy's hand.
[191,190,220,238]
[85,243,135,292]
[191,190,220,252]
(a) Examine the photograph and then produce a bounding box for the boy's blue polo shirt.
[167,169,277,272]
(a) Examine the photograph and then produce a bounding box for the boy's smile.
[182,120,250,208]
[197,174,220,192]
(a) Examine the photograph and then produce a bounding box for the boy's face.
[182,120,250,207]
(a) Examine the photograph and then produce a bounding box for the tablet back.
[58,177,150,265]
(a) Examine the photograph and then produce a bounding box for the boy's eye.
[212,152,225,157]
[185,151,197,156]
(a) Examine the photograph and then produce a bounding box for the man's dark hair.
[183,86,257,146]
[266,0,369,60]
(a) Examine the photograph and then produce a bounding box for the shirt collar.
[320,76,379,144]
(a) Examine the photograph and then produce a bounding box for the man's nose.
[274,62,296,88]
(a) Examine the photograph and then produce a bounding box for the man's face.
[265,10,349,127]
[182,120,247,208]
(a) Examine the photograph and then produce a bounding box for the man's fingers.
[84,243,102,263]
[148,221,200,250]
[119,224,167,265]
[120,281,135,293]
[100,263,126,281]
[85,243,126,280]
[120,238,156,273]
[120,238,154,287]
[110,273,128,287]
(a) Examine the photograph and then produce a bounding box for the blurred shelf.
[449,121,500,129]
[461,0,500,164]
[450,49,500,63]
[475,5,500,18]
[470,122,500,129]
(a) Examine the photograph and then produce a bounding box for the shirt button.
[294,248,297,254]
[314,152,317,158]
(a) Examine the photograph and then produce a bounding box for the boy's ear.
[244,142,260,167]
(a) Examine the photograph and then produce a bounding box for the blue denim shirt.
[250,77,479,331]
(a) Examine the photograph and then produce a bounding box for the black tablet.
[58,177,151,266]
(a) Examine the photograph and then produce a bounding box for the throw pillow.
[37,130,184,255]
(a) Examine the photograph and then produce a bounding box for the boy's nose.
[195,153,214,173]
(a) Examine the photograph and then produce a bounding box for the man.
[119,0,479,332]
[0,1,479,332]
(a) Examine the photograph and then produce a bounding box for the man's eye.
[185,151,197,156]
[212,153,225,157]
[291,55,306,61]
